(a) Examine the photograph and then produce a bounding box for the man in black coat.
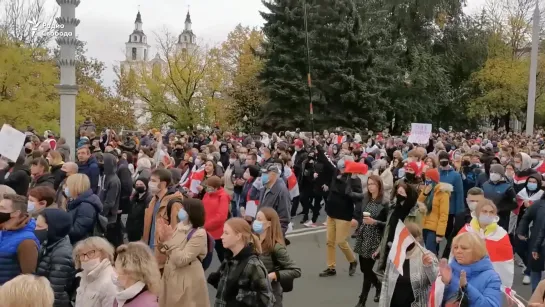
[0,155,31,196]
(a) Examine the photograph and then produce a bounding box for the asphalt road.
[206,211,534,306]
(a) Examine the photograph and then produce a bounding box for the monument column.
[56,0,81,159]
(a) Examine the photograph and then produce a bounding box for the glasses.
[78,250,96,261]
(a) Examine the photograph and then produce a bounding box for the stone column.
[56,0,81,160]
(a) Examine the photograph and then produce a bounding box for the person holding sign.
[202,176,230,263]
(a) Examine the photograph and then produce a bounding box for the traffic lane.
[207,229,533,306]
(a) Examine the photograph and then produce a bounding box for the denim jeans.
[423,229,438,255]
[531,271,543,293]
[231,192,241,217]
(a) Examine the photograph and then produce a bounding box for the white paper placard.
[407,123,432,144]
[0,125,25,162]
[245,200,258,218]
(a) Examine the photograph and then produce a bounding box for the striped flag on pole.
[428,276,445,307]
[387,220,415,275]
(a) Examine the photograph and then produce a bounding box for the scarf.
[115,281,146,307]
[425,183,436,215]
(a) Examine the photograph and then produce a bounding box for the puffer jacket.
[36,208,75,307]
[67,189,103,244]
[417,183,452,237]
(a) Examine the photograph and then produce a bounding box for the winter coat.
[0,164,31,196]
[141,192,182,269]
[203,187,230,240]
[75,259,117,307]
[126,190,152,242]
[442,256,502,307]
[36,209,75,307]
[417,183,452,237]
[113,283,158,307]
[439,167,464,215]
[159,224,210,307]
[50,164,66,190]
[29,172,55,189]
[78,156,100,194]
[208,245,275,307]
[521,200,545,272]
[258,179,291,234]
[99,153,121,224]
[66,189,103,244]
[259,243,302,307]
[378,247,438,307]
[482,179,517,214]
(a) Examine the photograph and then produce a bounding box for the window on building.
[184,36,188,42]
[143,37,146,43]
[132,48,137,60]
[133,35,137,42]
[144,49,148,61]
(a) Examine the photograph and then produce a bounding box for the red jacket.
[203,187,230,239]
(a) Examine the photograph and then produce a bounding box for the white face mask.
[489,173,502,182]
[81,258,101,272]
[467,200,478,212]
[148,182,160,194]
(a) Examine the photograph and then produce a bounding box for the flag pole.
[302,0,315,139]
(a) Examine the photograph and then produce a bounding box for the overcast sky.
[40,0,486,88]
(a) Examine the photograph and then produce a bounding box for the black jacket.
[127,188,152,242]
[50,164,66,190]
[36,209,75,307]
[117,165,134,214]
[99,153,121,224]
[67,189,103,244]
[0,163,31,196]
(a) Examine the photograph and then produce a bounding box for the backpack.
[92,212,108,237]
[187,228,215,270]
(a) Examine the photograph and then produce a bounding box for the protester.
[126,177,152,242]
[0,274,55,307]
[113,242,161,307]
[73,236,117,307]
[65,174,103,244]
[203,175,230,262]
[77,146,100,194]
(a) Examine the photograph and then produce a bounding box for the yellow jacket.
[417,183,452,236]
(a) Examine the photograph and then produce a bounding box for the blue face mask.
[261,174,270,185]
[527,182,538,191]
[337,159,345,170]
[252,221,264,234]
[27,201,35,213]
[425,180,433,186]
[64,187,71,198]
[177,209,188,222]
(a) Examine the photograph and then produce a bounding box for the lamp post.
[56,0,81,159]
[302,0,314,138]
[526,2,540,136]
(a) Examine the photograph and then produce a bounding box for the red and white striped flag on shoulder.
[428,276,445,307]
[387,220,415,275]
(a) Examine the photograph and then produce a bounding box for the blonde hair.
[475,199,497,216]
[115,242,162,295]
[66,173,90,197]
[72,236,115,269]
[0,274,54,307]
[48,151,63,165]
[0,185,16,199]
[452,232,488,262]
[225,218,262,254]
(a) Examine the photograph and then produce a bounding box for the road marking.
[287,226,327,234]
[287,228,327,238]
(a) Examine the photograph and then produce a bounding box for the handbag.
[271,251,294,292]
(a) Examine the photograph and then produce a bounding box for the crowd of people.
[3,121,545,306]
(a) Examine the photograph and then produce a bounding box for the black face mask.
[0,212,11,223]
[440,161,450,167]
[396,194,406,203]
[405,173,416,182]
[135,186,146,194]
[35,229,48,244]
[98,163,104,172]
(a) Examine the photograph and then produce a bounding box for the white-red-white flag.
[387,220,415,275]
[428,276,445,307]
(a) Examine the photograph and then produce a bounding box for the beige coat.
[75,259,117,307]
[159,223,210,307]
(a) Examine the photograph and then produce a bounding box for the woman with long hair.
[208,218,274,307]
[254,208,301,306]
[353,175,388,307]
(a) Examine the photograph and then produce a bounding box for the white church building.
[120,10,198,126]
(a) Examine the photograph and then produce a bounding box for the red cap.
[406,161,422,176]
[425,168,440,184]
[345,160,368,175]
[294,139,303,147]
